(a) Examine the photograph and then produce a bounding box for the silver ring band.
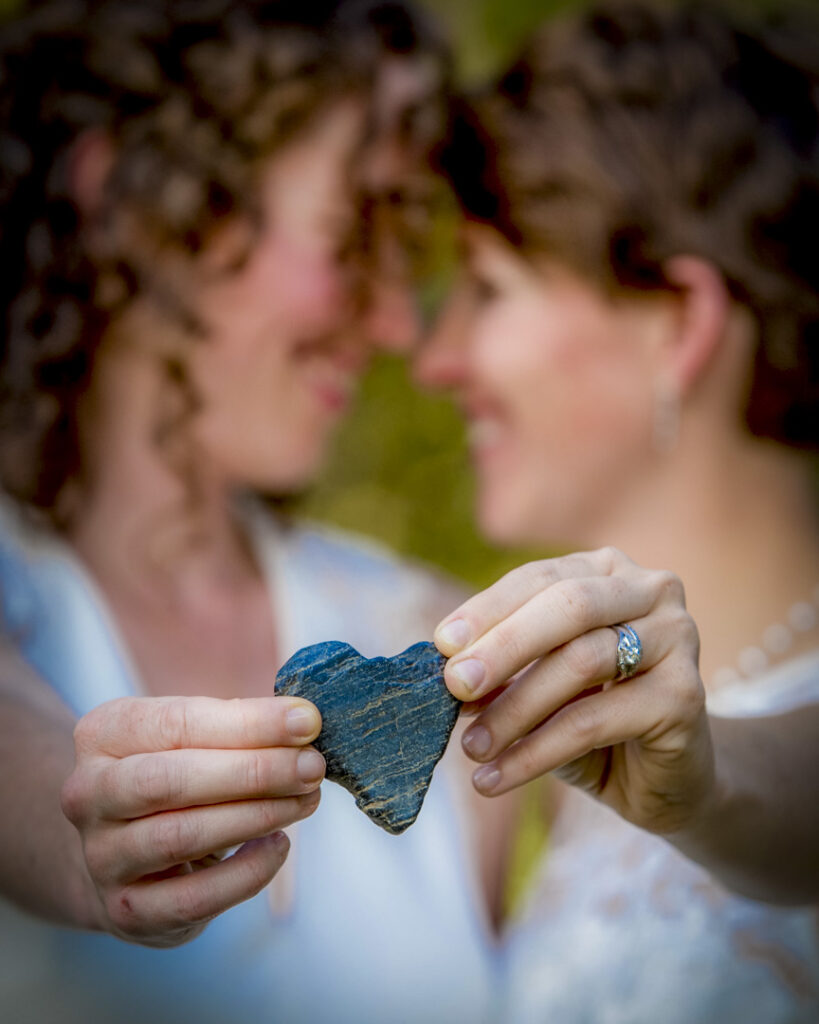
[610,623,643,680]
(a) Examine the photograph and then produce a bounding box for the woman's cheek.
[275,250,349,332]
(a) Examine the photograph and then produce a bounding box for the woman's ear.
[660,254,731,396]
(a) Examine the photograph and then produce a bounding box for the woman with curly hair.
[419,1,819,1020]
[0,2,504,1022]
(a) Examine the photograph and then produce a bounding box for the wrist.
[663,715,767,894]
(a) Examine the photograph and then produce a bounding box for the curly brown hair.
[441,0,819,449]
[0,0,449,523]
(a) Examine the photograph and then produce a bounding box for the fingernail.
[297,749,325,783]
[435,618,471,653]
[462,724,492,759]
[450,658,486,695]
[473,765,501,793]
[271,830,290,854]
[286,705,320,739]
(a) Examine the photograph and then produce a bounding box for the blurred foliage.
[426,0,582,81]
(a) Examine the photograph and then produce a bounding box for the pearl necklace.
[711,585,819,689]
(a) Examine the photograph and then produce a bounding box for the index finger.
[433,548,625,657]
[74,695,321,758]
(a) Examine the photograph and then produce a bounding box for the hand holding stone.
[434,547,712,837]
[60,694,324,947]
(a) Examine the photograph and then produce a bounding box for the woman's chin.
[476,488,581,551]
[476,496,539,549]
[234,448,327,497]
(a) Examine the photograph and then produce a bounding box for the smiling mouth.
[298,354,358,414]
[292,332,365,414]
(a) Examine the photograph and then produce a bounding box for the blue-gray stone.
[275,641,461,835]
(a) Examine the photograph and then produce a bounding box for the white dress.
[0,499,501,1024]
[501,654,819,1024]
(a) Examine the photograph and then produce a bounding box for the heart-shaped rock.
[275,641,460,835]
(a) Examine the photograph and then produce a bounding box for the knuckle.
[74,698,138,755]
[72,705,106,754]
[561,632,609,682]
[489,682,529,734]
[507,737,539,781]
[595,544,624,569]
[653,569,686,605]
[131,756,175,808]
[60,771,87,825]
[243,850,280,894]
[156,698,191,749]
[104,887,141,934]
[486,619,526,668]
[256,799,286,833]
[562,699,602,748]
[661,606,701,663]
[676,610,700,653]
[228,697,257,748]
[666,660,706,721]
[152,811,197,865]
[71,717,94,754]
[500,559,558,595]
[97,760,130,815]
[82,832,114,883]
[244,751,275,795]
[555,579,596,631]
[169,882,210,927]
[681,679,706,721]
[526,560,560,588]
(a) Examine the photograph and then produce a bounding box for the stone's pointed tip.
[276,640,460,834]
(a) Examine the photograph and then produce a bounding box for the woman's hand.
[61,694,324,948]
[434,547,715,835]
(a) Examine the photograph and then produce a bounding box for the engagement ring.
[610,623,643,680]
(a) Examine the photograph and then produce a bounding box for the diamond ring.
[610,623,643,680]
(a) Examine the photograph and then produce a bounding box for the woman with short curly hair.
[0,3,504,1023]
[0,0,445,524]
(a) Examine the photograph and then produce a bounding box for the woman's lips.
[293,336,363,414]
[290,347,354,415]
[302,359,356,414]
[313,377,352,413]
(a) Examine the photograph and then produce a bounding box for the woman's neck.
[68,341,260,615]
[66,341,281,700]
[587,430,819,689]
